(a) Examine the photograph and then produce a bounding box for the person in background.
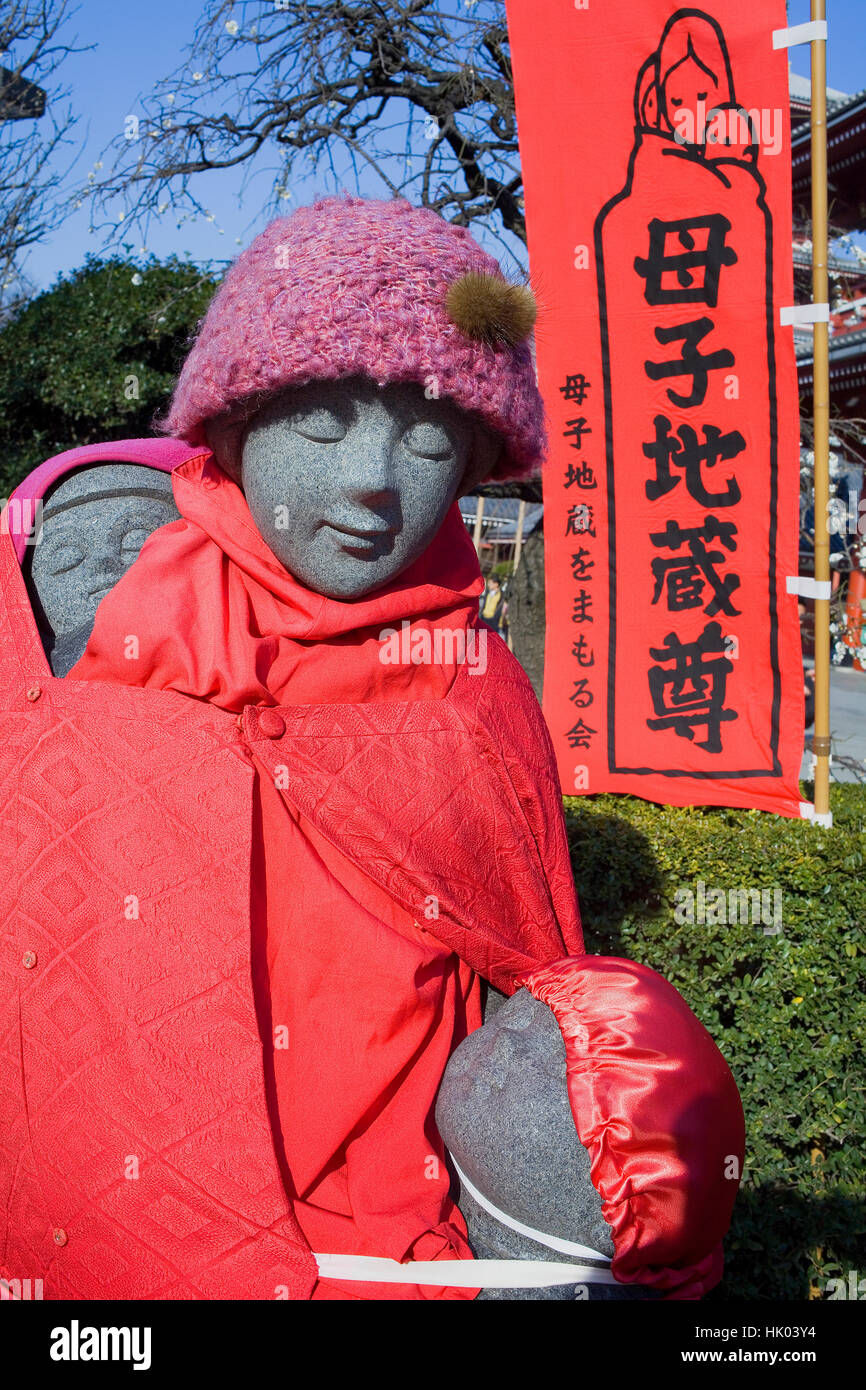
[480,574,507,635]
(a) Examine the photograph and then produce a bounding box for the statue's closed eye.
[403,421,456,461]
[289,406,348,443]
[120,528,150,558]
[49,545,85,575]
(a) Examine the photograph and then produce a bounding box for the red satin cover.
[520,956,745,1299]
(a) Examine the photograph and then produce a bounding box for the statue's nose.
[339,421,401,506]
[84,548,126,594]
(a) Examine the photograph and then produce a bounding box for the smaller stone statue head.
[436,989,655,1300]
[26,463,180,675]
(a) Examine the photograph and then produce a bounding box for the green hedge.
[563,783,866,1301]
[0,256,218,498]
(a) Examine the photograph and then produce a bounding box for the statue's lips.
[324,521,397,548]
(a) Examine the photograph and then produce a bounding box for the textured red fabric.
[520,956,745,1300]
[252,777,483,1300]
[243,646,584,993]
[0,501,317,1299]
[2,440,584,1300]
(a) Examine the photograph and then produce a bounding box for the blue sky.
[15,0,866,292]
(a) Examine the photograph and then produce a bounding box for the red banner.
[507,1,805,816]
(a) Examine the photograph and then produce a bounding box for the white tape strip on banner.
[772,21,828,49]
[780,303,830,327]
[786,575,832,600]
[314,1253,620,1288]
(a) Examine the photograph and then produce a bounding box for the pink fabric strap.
[3,437,207,563]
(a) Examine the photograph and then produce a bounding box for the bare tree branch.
[0,0,81,311]
[87,1,527,268]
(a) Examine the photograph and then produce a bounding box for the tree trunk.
[507,524,545,701]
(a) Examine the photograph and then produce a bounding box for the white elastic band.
[772,20,827,49]
[451,1158,612,1264]
[312,1163,618,1290]
[314,1253,619,1288]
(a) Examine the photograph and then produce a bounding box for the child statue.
[437,967,740,1300]
[26,463,179,676]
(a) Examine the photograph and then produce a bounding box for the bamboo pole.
[512,498,528,572]
[472,494,485,555]
[810,0,832,822]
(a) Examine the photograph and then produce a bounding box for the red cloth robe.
[2,440,743,1301]
[68,447,585,1299]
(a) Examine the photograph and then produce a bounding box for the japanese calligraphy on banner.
[506,0,805,816]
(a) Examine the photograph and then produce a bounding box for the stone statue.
[436,988,658,1299]
[7,199,742,1301]
[26,463,180,676]
[19,384,723,1301]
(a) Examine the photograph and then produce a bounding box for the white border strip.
[314,1252,619,1288]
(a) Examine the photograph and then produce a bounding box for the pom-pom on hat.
[163,194,545,483]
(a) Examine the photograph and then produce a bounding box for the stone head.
[208,374,502,599]
[26,463,180,674]
[436,990,664,1299]
[436,988,614,1261]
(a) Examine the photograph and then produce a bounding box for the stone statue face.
[240,376,496,599]
[26,464,180,674]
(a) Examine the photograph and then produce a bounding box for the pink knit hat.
[163,195,545,482]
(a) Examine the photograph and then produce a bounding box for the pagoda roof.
[788,70,851,114]
[792,244,866,277]
[792,84,866,232]
[798,326,866,411]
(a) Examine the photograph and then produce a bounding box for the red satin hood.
[521,956,746,1299]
